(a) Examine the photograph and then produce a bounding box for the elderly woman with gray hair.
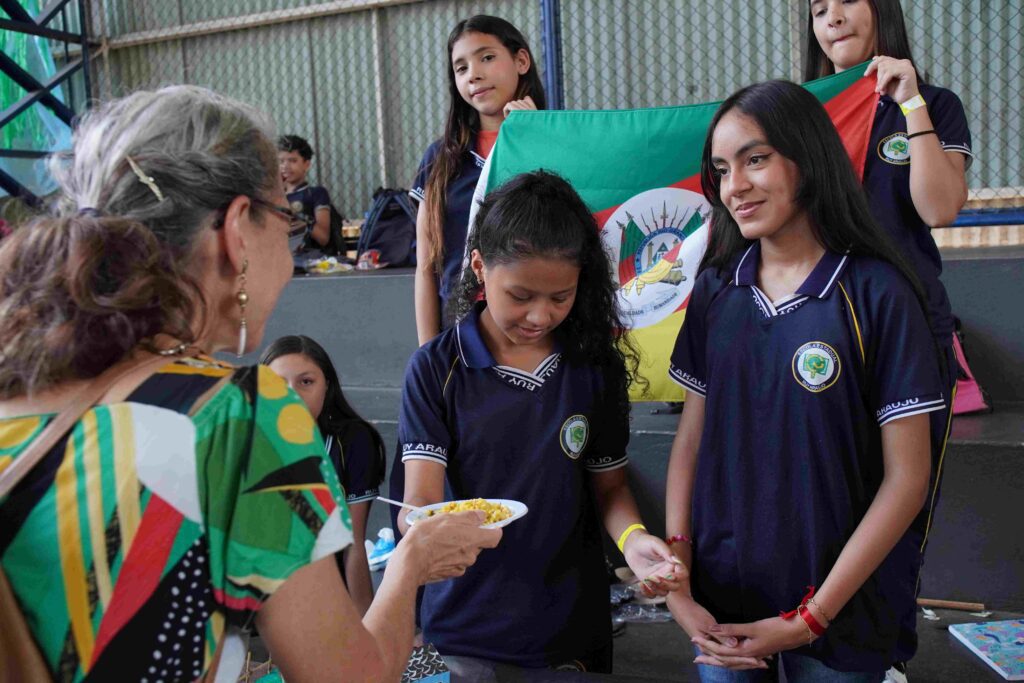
[0,85,500,683]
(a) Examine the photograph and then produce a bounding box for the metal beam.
[0,0,86,208]
[0,18,84,43]
[539,0,565,110]
[105,0,423,50]
[0,168,42,208]
[951,208,1024,228]
[0,149,50,159]
[36,0,75,27]
[78,0,90,102]
[0,0,33,23]
[0,56,80,127]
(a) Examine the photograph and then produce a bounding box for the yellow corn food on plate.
[427,498,512,525]
[406,498,528,529]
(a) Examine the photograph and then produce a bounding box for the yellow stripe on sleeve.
[55,433,94,668]
[111,405,141,556]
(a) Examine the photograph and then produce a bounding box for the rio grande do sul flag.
[472,66,879,401]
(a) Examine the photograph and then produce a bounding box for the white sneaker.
[885,666,908,683]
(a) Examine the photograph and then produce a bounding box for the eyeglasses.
[211,196,309,229]
[249,196,305,225]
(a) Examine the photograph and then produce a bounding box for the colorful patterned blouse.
[0,357,352,682]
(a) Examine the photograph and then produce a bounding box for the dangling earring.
[236,258,249,357]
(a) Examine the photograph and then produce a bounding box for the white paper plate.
[404,499,528,529]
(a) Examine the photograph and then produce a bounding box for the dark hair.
[424,15,546,271]
[698,80,926,309]
[453,170,645,421]
[804,0,924,82]
[259,335,385,488]
[277,135,314,161]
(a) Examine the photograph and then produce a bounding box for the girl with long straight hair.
[411,15,546,344]
[665,80,943,681]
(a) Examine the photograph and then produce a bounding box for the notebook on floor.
[949,619,1024,680]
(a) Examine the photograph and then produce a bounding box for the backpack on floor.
[356,188,417,268]
[951,318,993,415]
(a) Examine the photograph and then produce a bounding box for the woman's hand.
[622,532,686,597]
[666,593,771,671]
[865,56,920,104]
[398,511,502,584]
[691,616,811,669]
[666,591,716,639]
[503,95,537,118]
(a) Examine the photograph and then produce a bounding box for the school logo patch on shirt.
[878,133,911,165]
[792,341,841,393]
[560,415,589,459]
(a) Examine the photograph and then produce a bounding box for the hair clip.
[126,156,165,203]
[77,207,102,217]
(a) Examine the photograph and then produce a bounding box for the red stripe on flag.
[593,173,702,229]
[618,251,637,287]
[92,495,182,665]
[824,75,880,180]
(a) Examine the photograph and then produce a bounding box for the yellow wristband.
[899,94,926,116]
[616,524,647,553]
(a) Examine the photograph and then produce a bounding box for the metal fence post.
[371,6,390,187]
[539,0,564,110]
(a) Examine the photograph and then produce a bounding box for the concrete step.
[918,403,1024,611]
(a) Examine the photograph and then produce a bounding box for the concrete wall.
[941,247,1024,403]
[241,268,418,388]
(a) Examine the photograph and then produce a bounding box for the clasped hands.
[669,593,817,670]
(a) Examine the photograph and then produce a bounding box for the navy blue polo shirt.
[409,139,487,322]
[287,182,331,222]
[863,84,972,341]
[287,182,331,252]
[669,244,945,672]
[394,303,625,666]
[324,423,380,505]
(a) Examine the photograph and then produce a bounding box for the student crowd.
[0,1,973,681]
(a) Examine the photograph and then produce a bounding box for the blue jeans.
[695,650,885,683]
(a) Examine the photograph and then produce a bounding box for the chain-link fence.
[13,0,1023,229]
[87,0,543,219]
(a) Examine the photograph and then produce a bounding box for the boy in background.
[278,134,332,251]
